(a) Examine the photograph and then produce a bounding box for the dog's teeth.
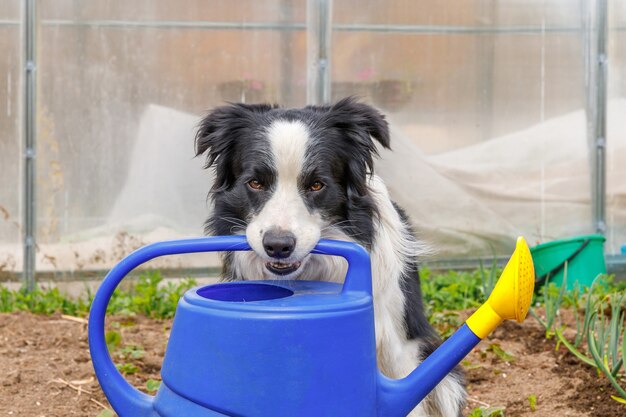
[265,260,302,274]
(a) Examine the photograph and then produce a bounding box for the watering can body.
[158,280,378,417]
[90,235,533,417]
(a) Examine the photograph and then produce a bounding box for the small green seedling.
[116,363,139,375]
[118,345,145,360]
[105,330,122,351]
[486,343,515,362]
[468,406,505,417]
[146,379,162,392]
[96,409,115,417]
[461,359,484,371]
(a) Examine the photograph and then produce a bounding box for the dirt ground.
[1,311,625,417]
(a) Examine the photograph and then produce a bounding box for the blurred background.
[0,0,625,283]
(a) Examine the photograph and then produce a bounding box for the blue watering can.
[89,235,534,417]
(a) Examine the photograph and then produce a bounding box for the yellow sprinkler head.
[466,237,535,339]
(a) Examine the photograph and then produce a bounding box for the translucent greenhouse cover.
[0,0,625,276]
[1,101,624,273]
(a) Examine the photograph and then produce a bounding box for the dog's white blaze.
[244,120,324,277]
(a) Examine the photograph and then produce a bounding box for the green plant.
[486,343,515,363]
[0,270,197,319]
[527,394,537,411]
[421,261,502,338]
[96,409,115,417]
[586,293,626,403]
[0,284,89,315]
[553,279,602,368]
[468,406,505,417]
[461,359,484,371]
[108,272,197,319]
[146,379,161,392]
[478,256,499,298]
[531,267,626,404]
[421,261,501,315]
[118,345,145,360]
[528,270,568,339]
[116,362,139,375]
[105,330,122,351]
[428,311,462,338]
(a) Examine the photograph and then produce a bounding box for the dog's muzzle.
[262,229,302,276]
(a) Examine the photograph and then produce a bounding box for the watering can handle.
[88,235,372,416]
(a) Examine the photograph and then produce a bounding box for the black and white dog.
[195,97,465,417]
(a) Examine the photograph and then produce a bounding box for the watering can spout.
[378,237,534,417]
[466,236,534,336]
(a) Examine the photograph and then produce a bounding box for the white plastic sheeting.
[4,100,623,272]
[385,101,626,256]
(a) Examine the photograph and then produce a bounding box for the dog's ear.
[195,103,276,190]
[319,98,390,196]
[195,103,276,165]
[323,97,390,172]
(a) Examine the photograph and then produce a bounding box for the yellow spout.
[466,237,535,339]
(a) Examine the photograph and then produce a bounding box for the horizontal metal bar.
[0,266,222,283]
[423,256,510,271]
[333,23,584,35]
[41,19,306,31]
[3,18,621,35]
[607,255,626,277]
[2,256,624,283]
[0,19,20,26]
[424,254,626,277]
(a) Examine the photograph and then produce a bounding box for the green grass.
[420,264,502,337]
[0,271,196,319]
[421,268,486,313]
[1,265,501,342]
[1,265,495,319]
[0,284,91,316]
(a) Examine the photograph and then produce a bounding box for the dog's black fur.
[196,98,465,416]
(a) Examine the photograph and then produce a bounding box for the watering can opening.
[197,282,294,302]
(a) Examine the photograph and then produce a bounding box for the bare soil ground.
[1,311,625,417]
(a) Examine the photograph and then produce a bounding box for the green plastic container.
[530,234,606,290]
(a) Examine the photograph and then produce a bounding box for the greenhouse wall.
[0,0,624,280]
[0,0,22,278]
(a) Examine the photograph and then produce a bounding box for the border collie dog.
[195,97,465,417]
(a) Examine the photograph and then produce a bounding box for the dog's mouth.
[264,260,302,276]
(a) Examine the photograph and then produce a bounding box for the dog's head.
[196,97,390,279]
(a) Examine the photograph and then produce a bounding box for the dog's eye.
[308,181,325,192]
[247,179,264,190]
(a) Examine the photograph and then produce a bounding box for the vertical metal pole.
[23,0,37,291]
[307,0,332,105]
[592,0,608,234]
[477,1,496,143]
[584,0,608,235]
[279,0,295,106]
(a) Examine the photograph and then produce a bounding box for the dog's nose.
[263,230,296,259]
